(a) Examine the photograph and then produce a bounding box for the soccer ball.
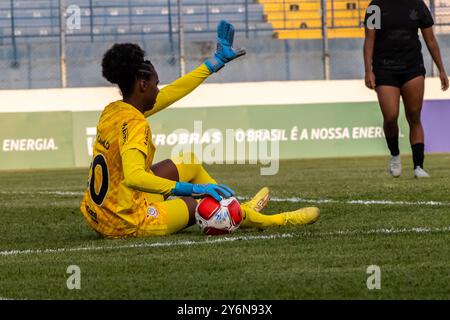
[195,196,243,235]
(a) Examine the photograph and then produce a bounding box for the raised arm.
[144,64,211,118]
[421,27,449,91]
[144,20,246,118]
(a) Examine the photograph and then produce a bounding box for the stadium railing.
[0,0,273,45]
[1,0,449,45]
[0,0,449,88]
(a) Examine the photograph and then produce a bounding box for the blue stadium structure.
[0,1,449,89]
[0,0,273,44]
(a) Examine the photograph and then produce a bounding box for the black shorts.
[374,65,426,88]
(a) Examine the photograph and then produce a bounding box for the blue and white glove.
[172,182,235,202]
[205,20,246,73]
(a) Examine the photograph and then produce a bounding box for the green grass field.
[0,155,449,300]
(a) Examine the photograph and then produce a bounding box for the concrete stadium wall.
[0,78,449,170]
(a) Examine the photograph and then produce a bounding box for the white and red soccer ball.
[195,196,243,235]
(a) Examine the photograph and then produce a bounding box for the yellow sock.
[172,152,217,184]
[158,198,191,235]
[240,205,285,228]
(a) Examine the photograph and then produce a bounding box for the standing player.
[364,0,449,178]
[80,21,320,238]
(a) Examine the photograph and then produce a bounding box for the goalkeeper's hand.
[172,182,235,201]
[205,20,246,73]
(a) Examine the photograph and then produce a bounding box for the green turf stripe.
[2,227,449,257]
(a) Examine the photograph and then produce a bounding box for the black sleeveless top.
[364,0,434,71]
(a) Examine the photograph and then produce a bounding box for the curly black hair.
[102,43,156,97]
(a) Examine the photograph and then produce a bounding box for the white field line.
[0,233,293,257]
[317,226,450,236]
[0,191,84,196]
[238,196,450,206]
[1,226,449,257]
[1,191,449,207]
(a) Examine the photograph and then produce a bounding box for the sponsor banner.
[1,101,448,170]
[422,100,450,153]
[0,112,74,169]
[71,102,411,168]
[72,111,101,167]
[146,103,407,161]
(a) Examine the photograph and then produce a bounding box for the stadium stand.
[435,0,450,34]
[0,0,449,88]
[259,0,450,39]
[1,0,449,43]
[260,0,369,39]
[0,0,273,44]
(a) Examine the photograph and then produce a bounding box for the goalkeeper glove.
[172,182,235,202]
[205,20,246,73]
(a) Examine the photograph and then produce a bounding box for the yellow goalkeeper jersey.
[80,64,211,237]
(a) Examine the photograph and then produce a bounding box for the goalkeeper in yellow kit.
[80,21,320,238]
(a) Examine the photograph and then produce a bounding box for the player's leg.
[146,159,200,233]
[164,197,198,234]
[136,197,197,237]
[171,152,217,184]
[152,153,316,228]
[400,75,429,178]
[153,152,270,208]
[150,152,216,185]
[153,153,299,228]
[173,153,273,214]
[149,155,219,200]
[376,85,402,177]
[240,205,320,228]
[150,159,315,230]
[151,159,180,181]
